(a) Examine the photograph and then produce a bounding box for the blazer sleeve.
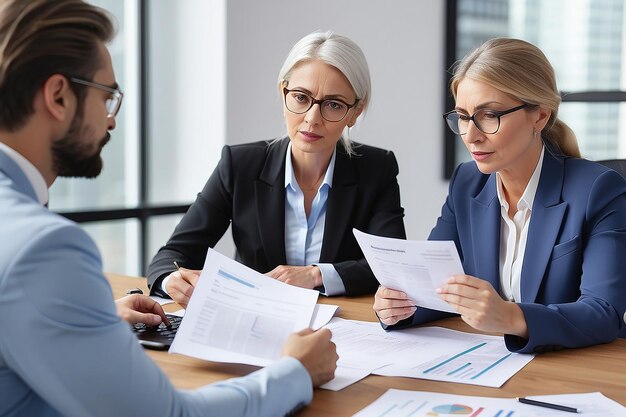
[147,145,235,295]
[507,169,626,353]
[2,223,312,417]
[333,150,406,296]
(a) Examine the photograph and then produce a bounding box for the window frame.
[55,1,190,274]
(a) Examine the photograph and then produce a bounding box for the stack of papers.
[168,248,533,392]
[323,318,534,390]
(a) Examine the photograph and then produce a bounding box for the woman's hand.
[115,294,170,326]
[164,268,201,308]
[437,274,528,337]
[266,265,323,289]
[372,286,417,326]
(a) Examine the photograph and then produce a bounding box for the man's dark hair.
[0,0,114,131]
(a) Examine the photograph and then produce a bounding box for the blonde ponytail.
[543,117,580,158]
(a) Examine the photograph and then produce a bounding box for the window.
[51,1,192,276]
[445,0,626,178]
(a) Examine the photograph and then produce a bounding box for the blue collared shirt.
[284,142,345,295]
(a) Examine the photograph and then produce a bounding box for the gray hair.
[277,30,370,155]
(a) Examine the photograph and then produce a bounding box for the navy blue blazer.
[394,151,626,353]
[147,138,406,296]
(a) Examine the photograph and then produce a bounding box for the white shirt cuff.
[160,275,172,296]
[315,263,345,296]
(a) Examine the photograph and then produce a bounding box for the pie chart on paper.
[431,403,473,415]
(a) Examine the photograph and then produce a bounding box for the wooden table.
[109,273,626,414]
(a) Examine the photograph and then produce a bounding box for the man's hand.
[164,268,201,308]
[115,294,170,326]
[266,265,323,289]
[282,328,338,387]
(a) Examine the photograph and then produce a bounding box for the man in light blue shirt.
[0,1,337,416]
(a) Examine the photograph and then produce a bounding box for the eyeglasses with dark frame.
[282,87,359,122]
[70,77,124,118]
[443,103,535,135]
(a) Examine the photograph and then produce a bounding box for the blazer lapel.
[254,139,288,267]
[471,174,501,293]
[521,152,567,302]
[320,146,357,262]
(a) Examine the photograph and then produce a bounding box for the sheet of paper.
[323,318,533,388]
[169,309,185,317]
[372,326,533,388]
[310,304,339,330]
[527,392,626,416]
[170,249,319,366]
[321,365,372,391]
[352,390,626,417]
[353,229,462,313]
[149,295,176,306]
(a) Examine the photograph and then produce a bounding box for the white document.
[318,318,402,391]
[310,304,339,330]
[323,318,533,388]
[372,326,533,388]
[170,305,335,328]
[353,229,462,313]
[170,249,319,366]
[321,365,372,391]
[149,295,176,306]
[352,390,626,417]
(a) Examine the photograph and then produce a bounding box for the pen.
[517,397,580,413]
[173,261,181,272]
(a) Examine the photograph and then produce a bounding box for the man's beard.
[51,112,110,179]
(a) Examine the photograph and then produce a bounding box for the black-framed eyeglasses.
[70,77,124,118]
[283,87,359,122]
[443,103,534,135]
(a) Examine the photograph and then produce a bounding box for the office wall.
[150,1,450,252]
[225,0,449,239]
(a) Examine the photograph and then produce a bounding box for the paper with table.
[352,390,626,417]
[170,248,321,366]
[353,229,462,313]
[325,318,533,388]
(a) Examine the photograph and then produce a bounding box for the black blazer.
[147,138,406,296]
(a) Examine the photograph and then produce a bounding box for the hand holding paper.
[353,229,462,314]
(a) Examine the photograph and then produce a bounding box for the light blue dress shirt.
[284,143,345,296]
[0,148,312,417]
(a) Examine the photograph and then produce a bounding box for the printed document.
[352,390,626,417]
[170,249,319,366]
[324,318,533,388]
[353,229,462,313]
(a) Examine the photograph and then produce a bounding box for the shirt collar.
[496,146,545,211]
[284,141,336,191]
[0,142,49,206]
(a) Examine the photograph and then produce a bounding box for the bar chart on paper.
[420,341,515,383]
[372,328,534,388]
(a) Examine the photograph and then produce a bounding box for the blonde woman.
[375,38,626,353]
